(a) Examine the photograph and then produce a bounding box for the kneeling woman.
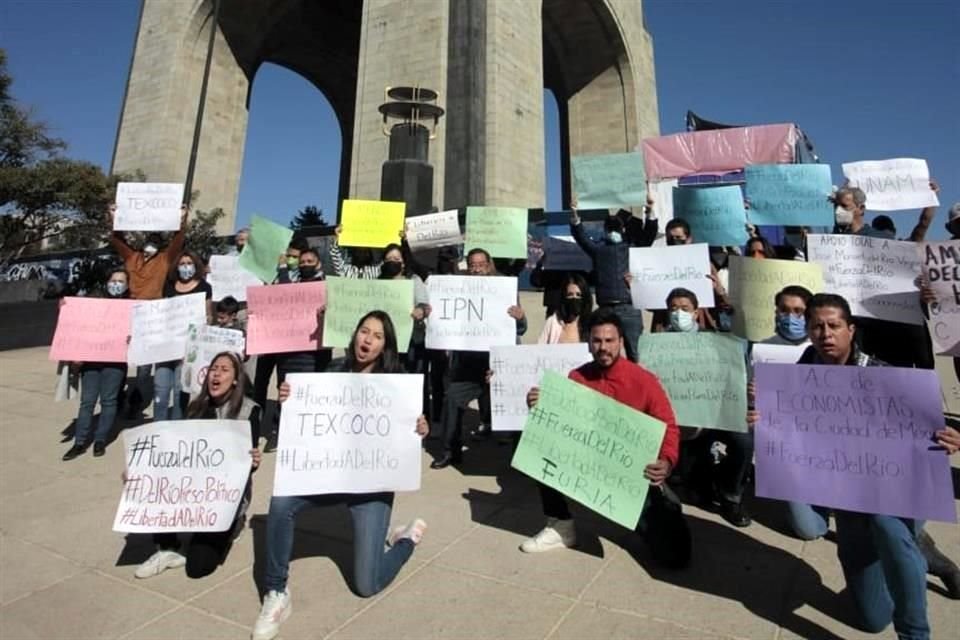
[134,351,261,579]
[253,310,428,640]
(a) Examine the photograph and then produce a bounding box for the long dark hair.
[169,248,207,283]
[345,310,403,373]
[561,272,593,339]
[379,243,408,278]
[186,351,249,419]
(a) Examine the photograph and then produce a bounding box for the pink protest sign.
[49,297,136,363]
[246,281,326,355]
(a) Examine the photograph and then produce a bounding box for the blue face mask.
[106,281,127,297]
[776,313,807,342]
[178,264,196,280]
[605,231,623,244]
[669,310,698,332]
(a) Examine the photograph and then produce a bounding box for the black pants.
[439,380,487,454]
[684,428,754,503]
[427,349,448,423]
[536,482,691,569]
[253,354,277,411]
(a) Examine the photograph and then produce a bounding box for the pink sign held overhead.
[246,282,326,355]
[49,297,136,363]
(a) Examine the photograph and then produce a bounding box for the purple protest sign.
[754,363,956,523]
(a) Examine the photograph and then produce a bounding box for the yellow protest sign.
[728,256,823,342]
[338,199,406,248]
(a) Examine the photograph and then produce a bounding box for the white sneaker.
[520,518,576,553]
[387,518,428,547]
[134,549,186,579]
[252,589,292,640]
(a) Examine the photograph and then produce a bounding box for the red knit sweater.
[569,356,680,468]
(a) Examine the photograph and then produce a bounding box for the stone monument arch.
[112,0,658,233]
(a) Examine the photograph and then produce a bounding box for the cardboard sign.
[571,151,646,209]
[922,241,960,356]
[208,255,263,302]
[754,363,955,523]
[322,277,415,351]
[744,164,833,226]
[127,293,207,366]
[406,210,463,250]
[181,324,246,395]
[49,297,136,363]
[841,158,939,211]
[807,234,923,325]
[114,182,184,231]
[425,275,519,351]
[238,216,294,284]
[338,199,406,248]
[113,420,252,532]
[673,186,748,246]
[273,373,424,495]
[728,256,824,342]
[465,207,529,259]
[246,282,326,355]
[628,243,714,310]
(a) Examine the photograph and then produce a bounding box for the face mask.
[559,297,580,322]
[835,206,854,226]
[776,313,807,342]
[605,231,623,244]
[106,281,127,297]
[178,264,196,280]
[143,244,158,257]
[286,256,299,269]
[380,261,403,278]
[298,266,317,280]
[669,309,697,332]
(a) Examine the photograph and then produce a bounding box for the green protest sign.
[322,277,415,351]
[238,215,294,284]
[465,207,529,259]
[511,370,666,529]
[571,151,646,209]
[636,333,748,432]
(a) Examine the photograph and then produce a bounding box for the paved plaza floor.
[0,345,957,640]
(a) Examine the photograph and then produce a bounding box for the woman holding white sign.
[252,310,429,640]
[135,351,262,579]
[153,249,213,421]
[62,268,132,461]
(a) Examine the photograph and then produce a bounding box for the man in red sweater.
[524,308,689,568]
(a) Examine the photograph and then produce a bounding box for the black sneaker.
[93,442,107,457]
[719,498,752,528]
[62,444,87,461]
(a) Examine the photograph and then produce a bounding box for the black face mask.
[298,266,318,281]
[559,297,580,322]
[380,261,403,278]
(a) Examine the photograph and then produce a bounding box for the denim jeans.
[264,492,414,596]
[74,364,126,445]
[153,361,183,421]
[835,511,929,639]
[603,303,644,362]
[786,502,830,540]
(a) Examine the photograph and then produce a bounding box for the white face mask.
[835,206,854,226]
[143,244,159,257]
[669,309,697,332]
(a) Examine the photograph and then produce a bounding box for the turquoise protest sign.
[673,186,748,246]
[636,333,748,432]
[571,152,646,209]
[511,371,666,529]
[744,164,834,226]
[239,215,294,283]
[465,207,529,259]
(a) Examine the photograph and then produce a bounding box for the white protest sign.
[181,324,246,395]
[807,234,923,325]
[628,243,715,310]
[208,255,262,301]
[542,235,592,272]
[128,293,207,365]
[113,420,251,533]
[490,343,591,431]
[922,240,960,356]
[649,178,677,230]
[841,159,939,211]
[425,275,519,351]
[750,342,808,366]
[406,210,463,250]
[114,182,185,231]
[273,373,424,496]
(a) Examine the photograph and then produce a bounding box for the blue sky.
[2,0,957,238]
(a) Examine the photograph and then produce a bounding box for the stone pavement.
[0,345,957,640]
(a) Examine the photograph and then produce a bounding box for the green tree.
[0,48,117,266]
[290,205,327,230]
[186,206,228,260]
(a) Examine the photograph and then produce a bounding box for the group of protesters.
[52,180,960,640]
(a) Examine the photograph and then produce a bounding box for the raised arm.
[329,226,349,277]
[569,210,599,258]
[908,180,940,242]
[107,205,134,260]
[165,205,189,259]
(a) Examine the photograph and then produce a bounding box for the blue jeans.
[786,502,830,540]
[835,511,928,639]
[74,364,126,445]
[153,361,183,421]
[604,303,644,362]
[264,492,415,596]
